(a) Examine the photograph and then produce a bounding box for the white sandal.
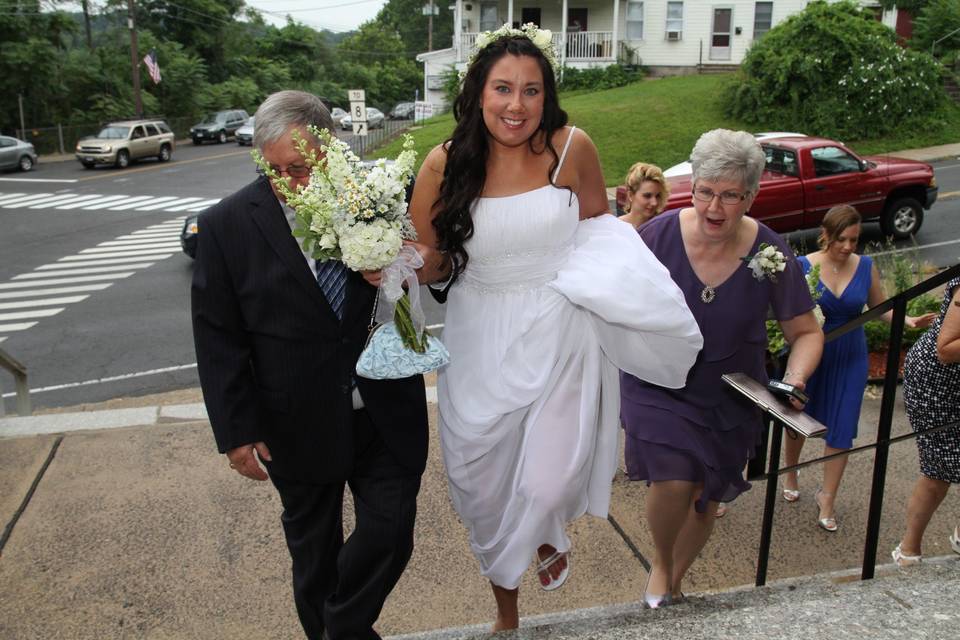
[950,527,960,555]
[536,550,570,592]
[891,543,922,567]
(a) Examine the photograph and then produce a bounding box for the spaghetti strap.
[552,126,577,183]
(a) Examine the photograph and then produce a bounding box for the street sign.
[349,88,367,137]
[414,101,434,123]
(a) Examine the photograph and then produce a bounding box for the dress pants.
[270,409,422,640]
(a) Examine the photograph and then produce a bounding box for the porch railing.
[460,30,615,61]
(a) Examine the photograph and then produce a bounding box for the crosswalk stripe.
[0,284,112,299]
[45,256,165,268]
[0,337,6,343]
[14,265,152,279]
[135,197,204,211]
[79,244,180,255]
[105,196,167,211]
[114,233,180,241]
[25,193,97,209]
[0,308,65,321]
[83,196,156,211]
[1,193,57,208]
[100,237,178,246]
[0,322,37,332]
[0,274,133,290]
[0,192,28,204]
[122,196,181,210]
[30,194,104,209]
[56,195,129,210]
[179,199,222,212]
[60,252,173,262]
[0,295,89,310]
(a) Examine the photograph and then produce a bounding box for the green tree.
[337,23,422,109]
[724,0,945,139]
[375,0,453,56]
[911,0,960,53]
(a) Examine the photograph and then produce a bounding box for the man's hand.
[226,442,272,481]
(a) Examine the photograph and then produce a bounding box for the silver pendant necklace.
[701,285,716,304]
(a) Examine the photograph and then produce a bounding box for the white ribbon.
[377,245,425,335]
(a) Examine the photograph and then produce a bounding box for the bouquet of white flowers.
[254,127,441,364]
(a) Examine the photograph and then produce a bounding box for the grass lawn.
[374,73,960,187]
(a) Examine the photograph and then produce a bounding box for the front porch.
[453,0,622,66]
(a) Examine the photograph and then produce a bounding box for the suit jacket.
[191,176,428,484]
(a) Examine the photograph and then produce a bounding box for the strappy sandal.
[814,489,838,532]
[535,550,570,592]
[782,470,800,503]
[641,568,672,609]
[891,543,921,567]
[950,526,960,555]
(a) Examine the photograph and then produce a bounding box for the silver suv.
[76,119,175,169]
[190,109,249,144]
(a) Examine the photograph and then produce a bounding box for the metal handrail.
[0,346,31,416]
[751,262,960,586]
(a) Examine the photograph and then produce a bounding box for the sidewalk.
[1,384,958,638]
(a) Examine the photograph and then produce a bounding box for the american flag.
[143,50,161,85]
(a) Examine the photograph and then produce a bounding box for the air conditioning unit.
[666,30,681,41]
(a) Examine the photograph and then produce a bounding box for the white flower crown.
[462,22,560,81]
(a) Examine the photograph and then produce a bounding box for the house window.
[754,2,773,39]
[479,3,499,32]
[666,1,683,40]
[626,1,644,40]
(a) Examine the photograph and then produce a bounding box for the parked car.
[75,119,175,169]
[341,107,385,131]
[663,132,807,177]
[0,135,37,171]
[181,213,199,258]
[190,109,249,144]
[389,102,415,120]
[330,107,348,128]
[235,116,255,146]
[616,136,938,239]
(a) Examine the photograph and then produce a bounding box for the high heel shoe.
[891,543,921,567]
[814,488,838,532]
[950,526,960,555]
[782,469,800,502]
[535,550,570,592]
[642,567,673,609]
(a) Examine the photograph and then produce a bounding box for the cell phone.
[767,379,809,405]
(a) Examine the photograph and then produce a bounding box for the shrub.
[912,0,960,54]
[560,64,643,92]
[724,0,945,139]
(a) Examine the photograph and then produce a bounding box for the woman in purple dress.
[621,129,824,608]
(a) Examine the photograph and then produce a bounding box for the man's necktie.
[316,259,347,320]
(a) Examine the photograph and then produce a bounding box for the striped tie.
[316,259,347,320]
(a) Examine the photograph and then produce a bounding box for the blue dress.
[799,254,872,449]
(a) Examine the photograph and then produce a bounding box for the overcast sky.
[244,0,389,33]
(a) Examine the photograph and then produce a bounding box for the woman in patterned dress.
[892,275,960,565]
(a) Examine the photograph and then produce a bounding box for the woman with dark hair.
[783,205,933,531]
[403,24,702,629]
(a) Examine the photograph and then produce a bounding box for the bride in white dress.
[405,26,703,630]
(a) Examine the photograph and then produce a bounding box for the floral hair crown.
[462,22,560,81]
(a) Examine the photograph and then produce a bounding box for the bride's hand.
[361,270,383,287]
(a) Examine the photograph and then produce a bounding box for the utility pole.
[18,93,26,140]
[81,0,94,50]
[428,0,434,51]
[127,0,143,118]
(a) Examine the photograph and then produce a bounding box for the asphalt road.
[0,146,958,412]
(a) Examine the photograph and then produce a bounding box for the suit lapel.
[247,178,334,318]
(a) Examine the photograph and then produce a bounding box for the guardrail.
[747,262,960,586]
[0,347,31,417]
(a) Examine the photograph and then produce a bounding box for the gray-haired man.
[192,90,428,639]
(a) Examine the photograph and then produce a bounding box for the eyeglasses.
[692,185,750,206]
[256,163,311,178]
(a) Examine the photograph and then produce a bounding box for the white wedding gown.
[437,130,703,589]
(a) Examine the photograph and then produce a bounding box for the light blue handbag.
[355,290,450,380]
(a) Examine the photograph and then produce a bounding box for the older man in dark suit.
[192,90,428,640]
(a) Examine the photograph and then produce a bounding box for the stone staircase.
[387,557,960,640]
[697,63,740,75]
[943,72,960,104]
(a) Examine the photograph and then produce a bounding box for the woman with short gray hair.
[620,128,823,608]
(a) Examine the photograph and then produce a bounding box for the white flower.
[743,242,787,282]
[532,29,552,47]
[475,32,490,49]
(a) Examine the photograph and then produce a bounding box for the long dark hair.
[433,36,568,279]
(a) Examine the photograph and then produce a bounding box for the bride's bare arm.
[571,130,610,221]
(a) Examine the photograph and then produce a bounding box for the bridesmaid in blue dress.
[783,205,934,531]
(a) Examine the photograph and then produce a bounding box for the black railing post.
[861,297,907,580]
[756,418,784,587]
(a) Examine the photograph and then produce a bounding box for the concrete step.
[386,557,960,640]
[698,64,739,74]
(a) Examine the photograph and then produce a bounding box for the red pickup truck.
[617,136,939,239]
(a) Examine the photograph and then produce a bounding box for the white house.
[416,0,907,108]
